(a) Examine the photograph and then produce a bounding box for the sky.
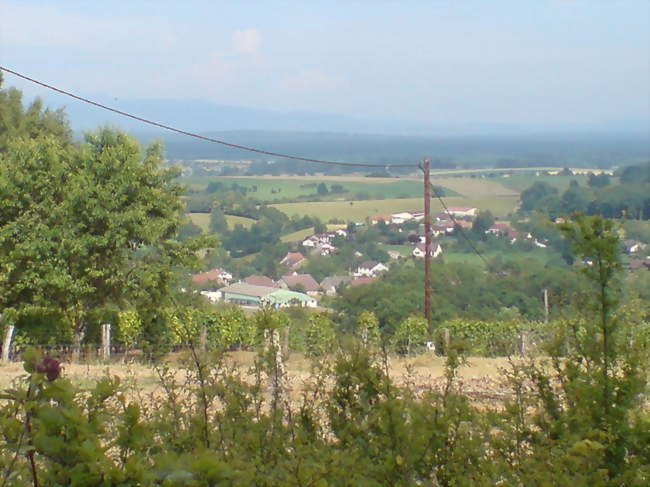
[1,0,649,131]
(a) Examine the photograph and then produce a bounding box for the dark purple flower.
[36,357,61,381]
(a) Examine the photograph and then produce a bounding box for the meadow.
[271,195,520,222]
[188,212,256,231]
[182,175,460,201]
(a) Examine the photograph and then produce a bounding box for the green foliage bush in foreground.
[1,220,648,486]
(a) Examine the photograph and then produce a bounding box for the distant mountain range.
[36,93,648,137]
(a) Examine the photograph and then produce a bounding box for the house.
[280,252,306,270]
[486,223,514,236]
[387,250,403,260]
[263,289,317,308]
[371,214,393,224]
[431,224,455,237]
[243,275,280,288]
[410,211,425,221]
[191,268,233,286]
[508,231,533,244]
[279,273,320,295]
[454,220,473,230]
[301,233,333,248]
[219,282,317,308]
[412,242,443,259]
[391,212,414,224]
[629,259,650,271]
[353,261,389,277]
[444,207,477,218]
[199,290,221,303]
[320,275,351,296]
[310,242,337,256]
[220,283,285,307]
[350,276,377,287]
[334,228,348,237]
[623,240,646,254]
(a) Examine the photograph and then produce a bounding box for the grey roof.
[320,275,351,289]
[359,260,380,269]
[280,274,320,292]
[243,275,280,287]
[221,282,280,298]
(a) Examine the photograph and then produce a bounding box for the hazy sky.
[1,0,649,128]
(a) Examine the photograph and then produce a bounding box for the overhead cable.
[0,66,419,169]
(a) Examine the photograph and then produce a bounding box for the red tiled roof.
[192,269,224,285]
[350,277,377,287]
[281,252,305,268]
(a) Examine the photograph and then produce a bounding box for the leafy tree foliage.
[471,210,495,238]
[392,314,428,354]
[0,129,206,352]
[520,164,650,220]
[520,181,558,212]
[0,73,71,152]
[208,204,228,234]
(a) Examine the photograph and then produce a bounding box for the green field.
[424,177,518,197]
[271,195,519,222]
[443,248,561,268]
[180,175,460,202]
[188,212,255,232]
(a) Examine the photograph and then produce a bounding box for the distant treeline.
[520,162,650,220]
[148,131,650,174]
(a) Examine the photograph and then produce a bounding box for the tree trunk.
[2,324,15,362]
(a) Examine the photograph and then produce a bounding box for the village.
[189,205,569,310]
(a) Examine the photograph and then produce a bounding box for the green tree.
[317,182,329,195]
[209,204,228,234]
[520,181,558,212]
[587,172,611,188]
[0,130,207,357]
[356,310,380,347]
[392,315,428,355]
[0,73,71,152]
[517,215,650,482]
[305,313,337,357]
[471,210,495,239]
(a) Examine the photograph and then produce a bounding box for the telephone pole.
[423,158,433,331]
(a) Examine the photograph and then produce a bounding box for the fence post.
[200,324,207,352]
[443,328,450,356]
[519,330,528,356]
[2,324,15,362]
[102,323,111,361]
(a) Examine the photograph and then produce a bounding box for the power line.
[0,66,419,170]
[2,66,494,267]
[426,179,493,269]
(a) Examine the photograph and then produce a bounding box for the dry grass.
[0,352,512,403]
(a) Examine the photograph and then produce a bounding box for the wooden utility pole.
[423,158,433,331]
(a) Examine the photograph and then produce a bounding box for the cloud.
[233,28,261,54]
